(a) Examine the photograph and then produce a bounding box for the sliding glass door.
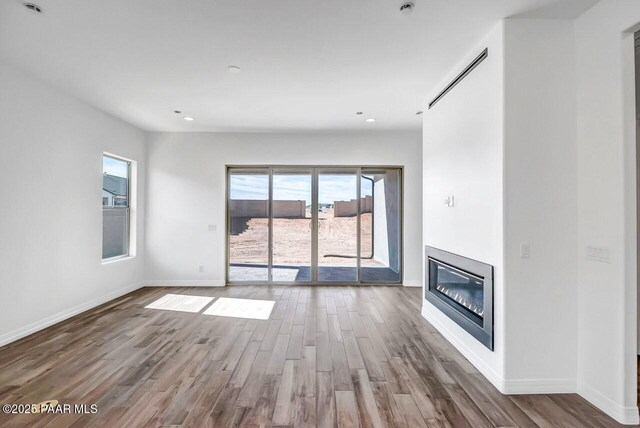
[317,170,359,282]
[272,169,313,282]
[226,166,402,284]
[228,169,270,281]
[360,169,401,283]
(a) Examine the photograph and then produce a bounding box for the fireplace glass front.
[428,258,484,326]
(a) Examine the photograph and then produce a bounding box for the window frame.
[102,153,133,263]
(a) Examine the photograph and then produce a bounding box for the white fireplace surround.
[423,7,640,425]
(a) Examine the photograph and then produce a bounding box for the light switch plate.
[520,242,530,258]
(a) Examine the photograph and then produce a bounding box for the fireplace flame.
[436,284,484,317]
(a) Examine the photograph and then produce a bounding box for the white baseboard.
[422,304,640,424]
[142,280,225,287]
[501,378,576,394]
[578,381,640,425]
[421,305,506,389]
[402,279,422,287]
[421,305,577,395]
[0,282,143,348]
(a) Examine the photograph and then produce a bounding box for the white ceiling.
[0,0,596,132]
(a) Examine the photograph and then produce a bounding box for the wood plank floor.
[0,285,625,427]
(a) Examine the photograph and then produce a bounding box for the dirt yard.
[229,210,381,266]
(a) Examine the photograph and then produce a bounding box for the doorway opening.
[226,166,403,284]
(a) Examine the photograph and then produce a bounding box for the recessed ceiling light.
[416,111,423,115]
[183,116,195,121]
[228,66,241,74]
[24,3,43,13]
[365,118,376,123]
[356,112,363,115]
[174,110,182,114]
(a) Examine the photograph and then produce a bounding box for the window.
[102,154,131,260]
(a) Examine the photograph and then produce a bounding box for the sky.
[230,174,372,205]
[103,156,129,178]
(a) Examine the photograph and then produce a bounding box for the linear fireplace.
[424,246,493,350]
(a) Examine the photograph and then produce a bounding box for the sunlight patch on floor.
[144,294,214,313]
[202,297,275,320]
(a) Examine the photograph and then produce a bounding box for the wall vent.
[428,48,488,110]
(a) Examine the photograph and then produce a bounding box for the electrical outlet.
[208,224,217,232]
[585,246,611,263]
[199,265,205,273]
[520,242,530,258]
[443,195,455,207]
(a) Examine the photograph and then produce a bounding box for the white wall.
[422,14,578,395]
[422,22,506,384]
[502,19,578,390]
[145,131,422,286]
[424,5,640,424]
[575,1,640,424]
[0,60,147,346]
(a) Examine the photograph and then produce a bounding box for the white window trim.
[102,152,137,263]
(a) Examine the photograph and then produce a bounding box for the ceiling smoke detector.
[400,2,414,15]
[24,3,43,13]
[228,66,241,74]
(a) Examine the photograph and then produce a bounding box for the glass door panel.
[317,171,358,282]
[228,170,270,282]
[360,169,401,283]
[272,170,313,282]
